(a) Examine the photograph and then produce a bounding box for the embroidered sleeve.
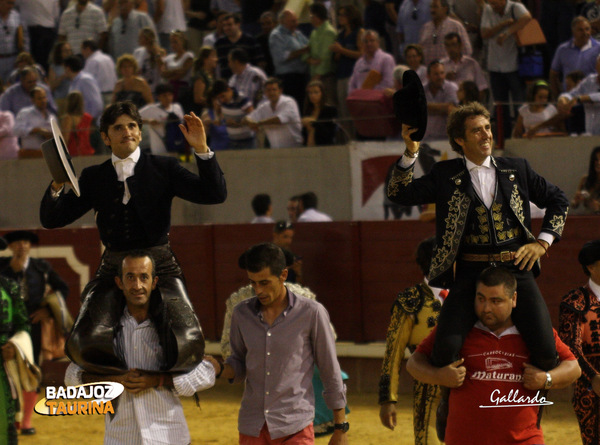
[559,291,598,383]
[379,294,414,404]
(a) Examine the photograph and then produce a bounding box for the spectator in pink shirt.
[348,30,395,94]
[440,32,488,102]
[419,0,471,65]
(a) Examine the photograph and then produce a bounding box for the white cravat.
[112,148,141,204]
[465,156,495,209]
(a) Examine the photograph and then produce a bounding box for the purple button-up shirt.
[551,38,600,89]
[440,55,488,91]
[226,289,346,439]
[424,79,458,141]
[348,49,395,93]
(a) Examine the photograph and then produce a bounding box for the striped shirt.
[228,64,267,107]
[221,89,254,140]
[0,9,22,55]
[58,3,107,55]
[65,307,215,445]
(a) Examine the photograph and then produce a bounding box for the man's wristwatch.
[544,372,553,390]
[334,422,350,433]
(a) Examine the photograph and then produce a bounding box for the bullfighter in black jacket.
[40,101,227,374]
[386,102,568,379]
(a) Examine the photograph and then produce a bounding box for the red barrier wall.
[4,216,598,343]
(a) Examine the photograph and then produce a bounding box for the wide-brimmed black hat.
[4,230,39,245]
[579,240,600,266]
[393,69,428,141]
[41,118,81,197]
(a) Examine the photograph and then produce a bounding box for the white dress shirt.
[64,307,215,445]
[297,208,333,222]
[84,50,118,93]
[13,105,56,150]
[248,95,303,148]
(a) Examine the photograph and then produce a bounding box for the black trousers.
[430,260,557,371]
[67,244,204,374]
[28,26,56,71]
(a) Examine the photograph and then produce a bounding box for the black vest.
[103,182,149,251]
[461,184,525,254]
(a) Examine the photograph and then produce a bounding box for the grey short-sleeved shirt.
[481,1,528,73]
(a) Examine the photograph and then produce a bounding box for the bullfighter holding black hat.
[39,102,227,375]
[386,85,569,440]
[559,240,600,445]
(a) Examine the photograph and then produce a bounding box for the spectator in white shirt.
[243,77,303,148]
[13,86,56,155]
[251,193,275,223]
[139,83,185,154]
[297,191,333,222]
[81,38,117,104]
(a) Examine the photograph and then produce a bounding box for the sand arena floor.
[20,379,582,444]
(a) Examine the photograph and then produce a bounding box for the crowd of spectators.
[2,0,600,158]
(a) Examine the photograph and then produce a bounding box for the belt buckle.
[500,251,511,262]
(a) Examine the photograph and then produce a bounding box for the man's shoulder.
[290,290,323,311]
[3,84,21,96]
[431,157,464,172]
[85,2,104,14]
[79,158,114,177]
[443,79,459,92]
[239,33,258,45]
[15,105,35,118]
[561,286,590,313]
[492,156,527,170]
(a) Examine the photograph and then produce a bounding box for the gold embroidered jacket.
[386,156,568,288]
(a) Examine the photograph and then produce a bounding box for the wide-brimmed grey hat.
[41,118,81,197]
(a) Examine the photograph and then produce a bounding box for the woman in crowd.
[330,5,364,132]
[112,54,154,108]
[160,30,194,102]
[47,42,72,113]
[7,52,46,85]
[404,44,427,85]
[301,80,337,146]
[187,46,218,115]
[60,91,94,156]
[133,27,165,95]
[457,80,480,105]
[513,80,564,139]
[201,90,229,151]
[572,146,600,215]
